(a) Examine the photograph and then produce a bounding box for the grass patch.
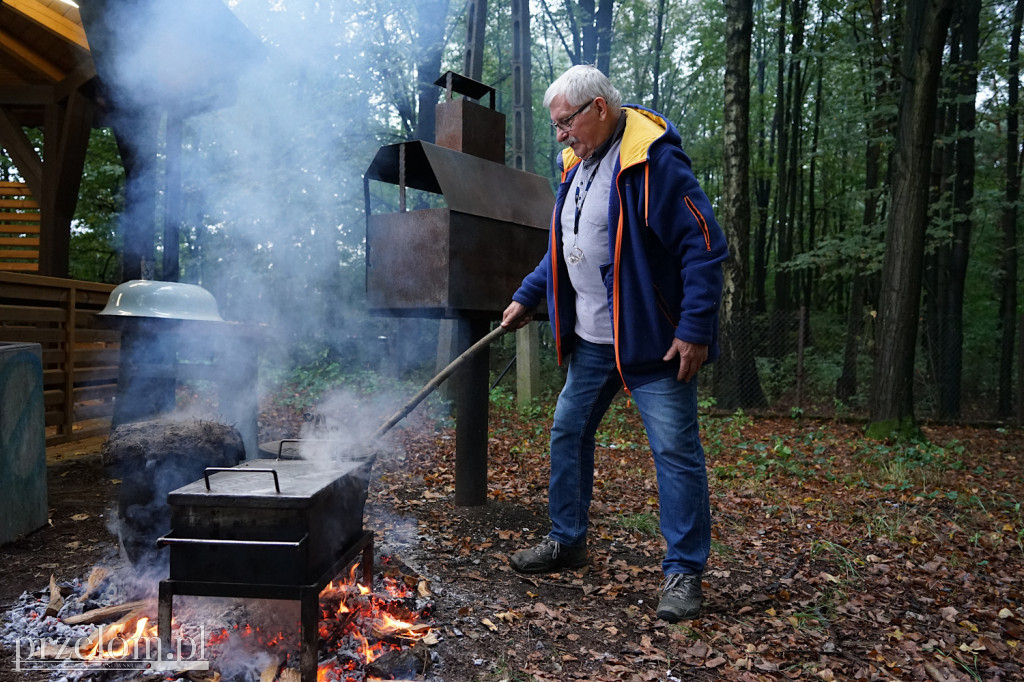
[615,512,660,537]
[809,539,862,580]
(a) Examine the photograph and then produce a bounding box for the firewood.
[63,599,150,625]
[371,621,432,641]
[76,606,149,654]
[364,640,431,679]
[259,657,280,682]
[185,671,221,682]
[44,575,64,618]
[80,566,109,600]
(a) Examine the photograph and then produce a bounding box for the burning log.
[184,672,222,682]
[44,574,64,618]
[80,566,110,600]
[62,599,151,625]
[74,607,152,657]
[259,658,281,682]
[364,639,432,679]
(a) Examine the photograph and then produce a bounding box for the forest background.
[3,0,1022,435]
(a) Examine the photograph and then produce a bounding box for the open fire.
[4,560,436,681]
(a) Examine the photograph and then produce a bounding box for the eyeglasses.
[550,99,594,133]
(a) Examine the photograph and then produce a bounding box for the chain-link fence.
[699,309,1022,425]
[357,311,1020,426]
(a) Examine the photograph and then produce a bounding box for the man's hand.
[501,301,533,330]
[663,338,708,383]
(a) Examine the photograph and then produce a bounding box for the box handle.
[157,532,307,549]
[203,467,280,493]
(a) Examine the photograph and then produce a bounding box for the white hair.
[543,65,622,111]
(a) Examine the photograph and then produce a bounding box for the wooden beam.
[0,29,66,82]
[0,104,43,196]
[38,90,92,277]
[0,85,53,106]
[54,63,97,103]
[4,0,90,50]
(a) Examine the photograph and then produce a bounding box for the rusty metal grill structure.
[362,72,553,506]
[363,71,551,319]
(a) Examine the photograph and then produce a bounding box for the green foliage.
[6,0,1014,427]
[615,511,660,537]
[735,437,814,481]
[855,438,965,491]
[69,128,125,283]
[810,539,862,580]
[701,407,751,461]
[268,344,447,419]
[595,397,643,449]
[863,418,923,443]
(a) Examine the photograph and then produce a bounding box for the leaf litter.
[366,402,1023,681]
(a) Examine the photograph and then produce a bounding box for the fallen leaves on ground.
[346,398,1023,681]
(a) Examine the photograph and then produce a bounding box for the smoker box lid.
[363,140,553,229]
[167,458,369,509]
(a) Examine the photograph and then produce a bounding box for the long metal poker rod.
[370,324,509,442]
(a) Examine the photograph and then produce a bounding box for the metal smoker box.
[162,458,370,585]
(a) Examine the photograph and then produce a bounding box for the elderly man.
[501,65,728,622]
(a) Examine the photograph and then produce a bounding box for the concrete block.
[0,342,47,545]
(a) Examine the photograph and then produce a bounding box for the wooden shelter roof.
[0,0,95,129]
[1,0,262,278]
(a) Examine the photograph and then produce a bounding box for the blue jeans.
[547,337,710,575]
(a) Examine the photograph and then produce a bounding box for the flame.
[73,557,430,679]
[311,564,431,679]
[80,616,159,660]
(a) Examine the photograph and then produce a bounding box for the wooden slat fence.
[0,182,41,273]
[0,272,119,445]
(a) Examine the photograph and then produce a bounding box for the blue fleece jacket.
[512,104,728,390]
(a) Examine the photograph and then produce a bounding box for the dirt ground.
[3,409,1022,682]
[0,422,693,682]
[0,430,667,682]
[0,439,120,682]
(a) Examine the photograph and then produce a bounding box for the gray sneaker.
[656,573,703,622]
[509,537,588,574]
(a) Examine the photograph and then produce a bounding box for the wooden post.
[511,0,540,407]
[162,114,182,281]
[516,323,540,406]
[63,283,77,441]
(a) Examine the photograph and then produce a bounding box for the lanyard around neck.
[573,159,602,237]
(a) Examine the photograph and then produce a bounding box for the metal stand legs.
[158,531,374,682]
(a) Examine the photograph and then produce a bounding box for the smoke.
[84,0,419,357]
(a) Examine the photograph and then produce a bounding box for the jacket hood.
[560,104,681,173]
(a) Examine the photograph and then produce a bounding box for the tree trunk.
[717,0,766,410]
[772,0,791,313]
[594,0,614,76]
[941,0,980,420]
[999,0,1024,418]
[780,0,805,315]
[414,0,451,143]
[558,0,612,72]
[804,19,824,313]
[923,30,956,422]
[652,0,667,112]
[752,0,773,314]
[867,0,953,440]
[838,0,894,402]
